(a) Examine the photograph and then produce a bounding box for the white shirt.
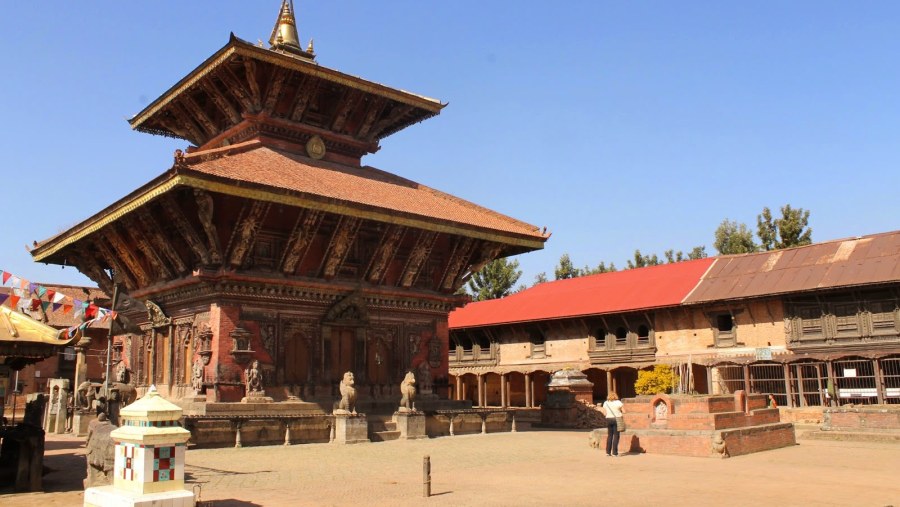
[602,399,624,419]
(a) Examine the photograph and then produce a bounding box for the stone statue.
[336,371,357,414]
[711,432,730,459]
[114,361,128,383]
[246,360,263,393]
[84,413,116,488]
[191,357,205,394]
[417,361,433,394]
[399,371,416,412]
[76,381,96,412]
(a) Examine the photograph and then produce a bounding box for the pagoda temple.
[31,1,547,408]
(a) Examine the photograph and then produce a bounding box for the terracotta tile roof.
[449,258,716,329]
[684,230,900,303]
[184,146,545,241]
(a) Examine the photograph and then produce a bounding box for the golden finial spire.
[269,0,303,54]
[307,38,315,55]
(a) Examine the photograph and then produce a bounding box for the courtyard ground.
[2,428,898,506]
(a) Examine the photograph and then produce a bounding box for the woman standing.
[602,392,625,457]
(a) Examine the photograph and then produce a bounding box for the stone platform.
[803,404,900,443]
[597,392,796,458]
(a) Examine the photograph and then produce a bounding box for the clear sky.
[1,1,898,289]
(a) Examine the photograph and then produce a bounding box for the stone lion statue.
[711,432,729,459]
[399,371,416,412]
[337,371,357,414]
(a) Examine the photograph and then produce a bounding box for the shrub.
[634,364,679,395]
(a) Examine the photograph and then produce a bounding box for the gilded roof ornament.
[269,0,312,58]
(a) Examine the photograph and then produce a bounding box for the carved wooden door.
[330,327,355,381]
[283,333,310,384]
[366,339,391,385]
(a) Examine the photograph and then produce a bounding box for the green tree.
[758,204,812,250]
[554,253,580,280]
[634,364,679,395]
[713,219,758,254]
[664,249,684,263]
[583,261,617,275]
[533,272,548,285]
[626,249,660,269]
[687,245,708,260]
[466,258,522,301]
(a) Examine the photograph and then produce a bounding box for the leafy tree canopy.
[466,258,522,301]
[714,219,758,255]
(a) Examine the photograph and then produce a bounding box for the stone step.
[801,430,900,443]
[371,430,401,442]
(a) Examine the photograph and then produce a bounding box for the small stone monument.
[393,371,426,440]
[541,368,594,428]
[45,379,70,434]
[83,386,194,507]
[332,372,368,444]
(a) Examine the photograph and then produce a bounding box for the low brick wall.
[596,423,796,458]
[780,407,824,425]
[823,406,900,433]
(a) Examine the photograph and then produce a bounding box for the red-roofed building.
[448,231,900,411]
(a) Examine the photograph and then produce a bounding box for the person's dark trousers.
[606,418,619,456]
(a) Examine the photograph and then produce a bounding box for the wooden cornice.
[123,215,173,280]
[400,231,438,288]
[193,189,223,264]
[321,216,361,278]
[104,226,151,287]
[136,208,188,274]
[226,201,271,268]
[160,194,211,266]
[93,235,138,290]
[280,209,323,275]
[366,225,405,285]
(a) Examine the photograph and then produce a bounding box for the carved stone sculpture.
[246,360,263,393]
[336,371,357,414]
[711,432,730,459]
[84,413,116,488]
[76,381,96,412]
[399,371,416,412]
[191,357,205,394]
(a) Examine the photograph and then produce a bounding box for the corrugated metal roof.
[449,257,716,329]
[684,230,900,304]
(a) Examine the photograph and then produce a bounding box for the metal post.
[423,455,431,498]
[103,285,120,399]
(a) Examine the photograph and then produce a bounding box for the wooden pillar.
[456,375,463,401]
[796,364,806,407]
[707,366,714,395]
[530,373,536,407]
[477,374,484,408]
[874,358,886,405]
[743,364,751,394]
[525,373,532,408]
[825,361,836,407]
[606,370,614,396]
[783,363,794,408]
[500,373,507,408]
[815,364,825,407]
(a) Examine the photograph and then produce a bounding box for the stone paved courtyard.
[3,429,898,506]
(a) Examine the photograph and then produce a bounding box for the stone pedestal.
[333,413,368,444]
[73,411,96,437]
[84,486,195,507]
[393,411,427,440]
[241,392,273,403]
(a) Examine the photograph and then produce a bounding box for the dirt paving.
[2,429,898,507]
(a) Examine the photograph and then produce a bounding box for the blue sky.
[1,1,898,289]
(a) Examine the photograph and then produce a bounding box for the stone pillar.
[83,386,194,507]
[456,375,463,401]
[500,373,507,408]
[477,374,485,407]
[525,373,532,408]
[45,379,69,434]
[606,370,613,396]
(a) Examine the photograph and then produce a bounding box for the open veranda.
[4,429,898,507]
